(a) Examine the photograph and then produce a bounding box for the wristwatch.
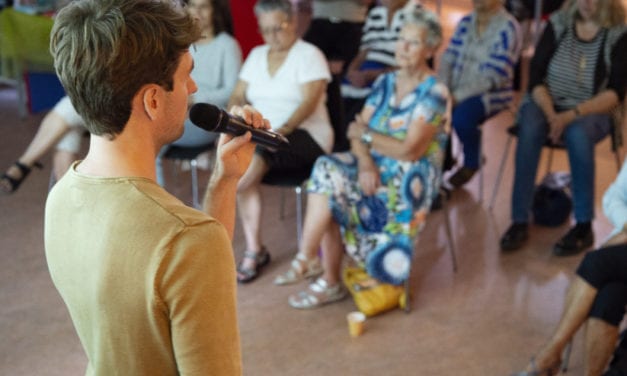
[360,130,373,147]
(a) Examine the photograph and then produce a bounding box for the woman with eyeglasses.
[228,0,333,283]
[279,9,450,309]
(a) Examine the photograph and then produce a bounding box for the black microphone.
[189,103,289,150]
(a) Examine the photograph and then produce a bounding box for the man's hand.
[212,105,270,181]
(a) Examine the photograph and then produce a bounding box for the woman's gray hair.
[403,8,443,49]
[254,0,293,19]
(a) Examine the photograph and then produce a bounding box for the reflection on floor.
[0,1,623,375]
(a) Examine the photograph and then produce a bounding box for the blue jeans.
[511,97,611,223]
[452,96,492,169]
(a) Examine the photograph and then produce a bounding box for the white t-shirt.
[239,39,333,153]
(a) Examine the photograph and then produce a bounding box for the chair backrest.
[610,99,625,153]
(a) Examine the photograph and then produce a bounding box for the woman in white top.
[156,0,242,186]
[229,0,333,283]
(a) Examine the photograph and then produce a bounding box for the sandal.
[0,161,43,194]
[236,247,271,284]
[288,277,347,309]
[273,253,323,286]
[511,357,560,376]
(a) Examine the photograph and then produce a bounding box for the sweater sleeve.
[607,31,627,101]
[603,158,627,233]
[528,21,557,92]
[159,221,241,376]
[437,17,467,89]
[482,18,521,91]
[194,36,243,108]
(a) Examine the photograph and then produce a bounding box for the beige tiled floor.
[1,2,624,375]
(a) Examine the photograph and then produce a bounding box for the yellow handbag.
[342,266,406,317]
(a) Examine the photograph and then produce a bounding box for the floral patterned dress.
[307,72,449,285]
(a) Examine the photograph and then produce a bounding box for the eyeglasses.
[259,22,289,36]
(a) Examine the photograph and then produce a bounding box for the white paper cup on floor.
[347,311,366,337]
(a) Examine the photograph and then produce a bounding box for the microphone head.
[189,103,223,132]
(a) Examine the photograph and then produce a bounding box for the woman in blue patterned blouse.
[273,9,451,309]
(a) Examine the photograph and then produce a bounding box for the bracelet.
[360,130,373,147]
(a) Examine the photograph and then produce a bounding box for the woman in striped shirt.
[500,0,627,256]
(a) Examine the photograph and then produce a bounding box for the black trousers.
[577,244,627,326]
[304,18,364,152]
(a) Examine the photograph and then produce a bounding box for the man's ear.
[141,85,161,121]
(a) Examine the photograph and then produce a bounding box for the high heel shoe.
[0,161,43,194]
[512,341,572,376]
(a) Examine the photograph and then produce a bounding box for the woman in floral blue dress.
[274,9,451,309]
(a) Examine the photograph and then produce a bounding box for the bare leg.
[18,111,71,166]
[299,192,334,259]
[319,220,343,286]
[273,192,335,285]
[52,150,78,181]
[1,111,71,192]
[530,276,598,371]
[236,155,269,271]
[584,318,619,376]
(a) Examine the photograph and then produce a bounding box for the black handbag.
[532,172,572,227]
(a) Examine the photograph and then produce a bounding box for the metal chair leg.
[441,192,458,273]
[403,275,411,313]
[488,134,514,210]
[478,129,484,203]
[295,185,303,247]
[190,159,200,209]
[614,148,623,172]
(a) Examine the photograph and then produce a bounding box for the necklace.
[577,54,587,85]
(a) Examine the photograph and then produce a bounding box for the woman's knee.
[576,245,627,288]
[236,156,267,193]
[589,282,627,326]
[517,99,548,141]
[452,96,486,133]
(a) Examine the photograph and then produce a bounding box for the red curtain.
[229,0,263,58]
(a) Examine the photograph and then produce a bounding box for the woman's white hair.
[403,8,443,49]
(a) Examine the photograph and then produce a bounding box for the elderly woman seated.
[500,0,627,255]
[513,158,627,376]
[341,0,416,127]
[439,0,521,188]
[272,9,450,308]
[228,0,333,283]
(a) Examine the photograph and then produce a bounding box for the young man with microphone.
[44,0,269,374]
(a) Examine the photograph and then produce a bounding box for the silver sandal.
[274,253,323,286]
[288,278,347,309]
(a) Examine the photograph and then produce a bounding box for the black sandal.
[0,161,43,194]
[236,247,271,284]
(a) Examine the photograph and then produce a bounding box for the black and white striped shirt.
[546,25,605,110]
